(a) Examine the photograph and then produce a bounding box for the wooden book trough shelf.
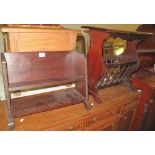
[1,51,91,128]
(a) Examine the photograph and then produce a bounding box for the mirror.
[103,37,126,57]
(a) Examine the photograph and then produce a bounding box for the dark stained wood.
[1,53,14,128]
[139,91,155,130]
[11,88,85,118]
[120,25,155,130]
[131,25,155,130]
[74,52,87,97]
[138,52,155,69]
[82,26,152,40]
[8,77,84,92]
[82,26,151,103]
[86,30,110,103]
[2,51,86,92]
[137,24,155,49]
[1,51,90,128]
[4,51,77,84]
[4,51,87,91]
[131,70,155,130]
[136,25,155,69]
[132,70,155,88]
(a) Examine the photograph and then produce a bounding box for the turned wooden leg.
[89,89,101,104]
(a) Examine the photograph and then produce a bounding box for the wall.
[0,24,140,100]
[62,24,140,31]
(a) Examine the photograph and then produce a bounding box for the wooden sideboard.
[0,85,140,131]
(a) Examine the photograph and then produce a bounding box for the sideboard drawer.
[85,107,121,128]
[85,115,120,131]
[43,120,83,131]
[123,101,138,112]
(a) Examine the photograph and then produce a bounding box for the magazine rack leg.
[84,54,92,110]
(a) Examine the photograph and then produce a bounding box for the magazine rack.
[82,26,152,103]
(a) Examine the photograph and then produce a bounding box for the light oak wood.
[6,24,63,29]
[85,116,120,131]
[1,28,80,52]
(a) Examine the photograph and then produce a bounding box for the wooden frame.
[1,51,91,128]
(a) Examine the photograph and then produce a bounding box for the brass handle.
[92,117,98,122]
[68,126,75,131]
[112,110,116,115]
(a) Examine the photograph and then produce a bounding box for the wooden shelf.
[5,24,63,29]
[136,49,155,53]
[11,88,85,118]
[106,60,137,66]
[9,76,85,91]
[1,51,90,128]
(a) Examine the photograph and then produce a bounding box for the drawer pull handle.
[124,116,127,120]
[112,111,116,115]
[68,126,75,131]
[92,117,98,122]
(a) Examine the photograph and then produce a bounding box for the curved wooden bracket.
[87,30,110,103]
